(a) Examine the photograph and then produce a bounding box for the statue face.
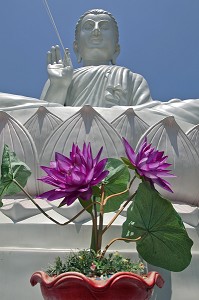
[76,14,118,64]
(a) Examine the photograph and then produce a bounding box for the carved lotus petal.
[39,105,124,165]
[38,105,124,199]
[0,111,39,195]
[111,108,149,148]
[49,200,91,223]
[173,204,199,227]
[136,116,199,206]
[24,106,63,154]
[0,198,52,223]
[186,124,199,153]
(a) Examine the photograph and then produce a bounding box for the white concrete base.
[0,218,198,300]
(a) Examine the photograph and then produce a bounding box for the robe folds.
[66,65,152,107]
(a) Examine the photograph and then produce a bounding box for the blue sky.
[1,0,199,102]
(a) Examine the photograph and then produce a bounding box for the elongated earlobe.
[77,53,82,63]
[73,41,82,64]
[111,44,120,65]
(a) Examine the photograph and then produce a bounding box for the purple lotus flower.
[123,137,175,192]
[38,143,109,206]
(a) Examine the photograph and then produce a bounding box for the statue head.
[73,9,120,66]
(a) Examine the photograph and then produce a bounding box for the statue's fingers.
[47,51,52,66]
[51,46,57,64]
[55,45,62,63]
[63,48,73,68]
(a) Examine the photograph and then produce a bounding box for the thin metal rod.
[42,0,66,54]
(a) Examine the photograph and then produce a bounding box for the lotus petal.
[49,199,91,223]
[186,124,199,153]
[38,106,124,200]
[0,111,39,195]
[0,198,52,223]
[24,106,62,154]
[111,108,149,149]
[40,105,124,168]
[136,116,199,206]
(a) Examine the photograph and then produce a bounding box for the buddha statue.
[40,9,152,107]
[0,8,199,127]
[38,8,199,126]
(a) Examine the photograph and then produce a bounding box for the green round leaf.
[0,145,31,199]
[122,182,193,272]
[103,158,130,213]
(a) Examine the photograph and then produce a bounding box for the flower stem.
[102,191,136,234]
[97,184,105,252]
[101,236,141,259]
[12,179,100,226]
[90,197,98,252]
[129,175,136,189]
[103,188,129,205]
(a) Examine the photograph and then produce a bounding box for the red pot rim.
[30,270,164,291]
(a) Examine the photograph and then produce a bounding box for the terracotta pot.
[30,271,164,300]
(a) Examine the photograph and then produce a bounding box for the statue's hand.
[47,45,73,87]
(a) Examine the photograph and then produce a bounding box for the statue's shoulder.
[132,72,149,83]
[72,65,149,89]
[73,65,129,79]
[74,65,131,74]
[109,66,149,85]
[108,66,148,82]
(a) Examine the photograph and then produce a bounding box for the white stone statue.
[0,92,58,111]
[40,9,152,107]
[1,8,199,128]
[38,8,199,127]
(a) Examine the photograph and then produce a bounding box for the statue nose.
[93,25,100,36]
[93,29,100,36]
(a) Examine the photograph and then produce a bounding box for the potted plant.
[0,138,193,300]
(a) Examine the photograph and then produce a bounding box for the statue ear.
[111,44,120,65]
[73,41,82,63]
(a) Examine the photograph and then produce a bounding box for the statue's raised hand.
[47,45,73,87]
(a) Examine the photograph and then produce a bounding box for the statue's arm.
[40,79,50,100]
[129,73,152,105]
[40,46,73,105]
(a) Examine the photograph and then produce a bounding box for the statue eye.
[100,22,110,30]
[83,22,94,30]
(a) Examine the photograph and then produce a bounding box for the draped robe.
[1,65,199,129]
[42,65,152,107]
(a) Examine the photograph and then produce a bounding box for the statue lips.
[90,37,103,45]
